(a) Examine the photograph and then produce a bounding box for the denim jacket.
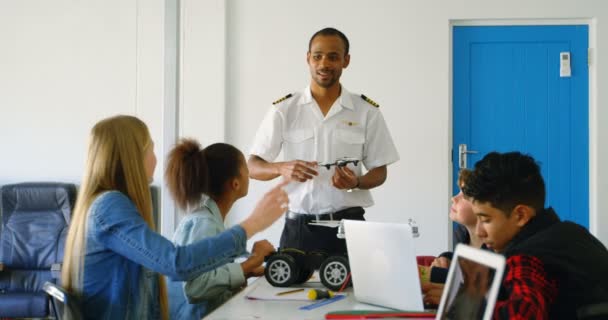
[79,191,247,320]
[168,198,246,319]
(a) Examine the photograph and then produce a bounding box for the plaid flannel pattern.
[493,255,558,320]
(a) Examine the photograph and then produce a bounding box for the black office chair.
[0,182,76,318]
[43,281,82,320]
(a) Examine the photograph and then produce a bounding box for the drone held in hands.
[318,157,360,170]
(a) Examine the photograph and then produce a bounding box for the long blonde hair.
[62,115,168,319]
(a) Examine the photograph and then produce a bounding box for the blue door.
[453,25,589,227]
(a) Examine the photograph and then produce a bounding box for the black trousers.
[279,207,365,254]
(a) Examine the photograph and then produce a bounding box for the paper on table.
[246,280,310,301]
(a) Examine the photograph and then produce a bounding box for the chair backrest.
[0,182,76,316]
[416,255,436,267]
[43,281,82,320]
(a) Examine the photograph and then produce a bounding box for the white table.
[204,277,432,320]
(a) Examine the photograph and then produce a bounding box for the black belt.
[286,207,364,221]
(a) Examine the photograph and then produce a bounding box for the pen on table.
[276,288,305,296]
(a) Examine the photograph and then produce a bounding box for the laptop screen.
[344,220,426,311]
[436,244,505,320]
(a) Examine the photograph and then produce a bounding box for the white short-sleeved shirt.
[250,86,400,214]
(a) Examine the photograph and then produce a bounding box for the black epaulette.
[272,93,293,105]
[361,94,379,108]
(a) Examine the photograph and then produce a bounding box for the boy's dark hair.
[165,139,244,210]
[308,27,350,56]
[462,151,545,215]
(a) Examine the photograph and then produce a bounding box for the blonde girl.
[62,115,287,319]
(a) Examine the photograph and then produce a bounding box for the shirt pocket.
[334,129,365,159]
[283,129,315,160]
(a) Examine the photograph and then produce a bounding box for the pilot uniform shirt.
[250,85,399,215]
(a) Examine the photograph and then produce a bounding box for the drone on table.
[318,157,360,170]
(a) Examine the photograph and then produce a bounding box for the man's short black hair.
[308,27,350,56]
[462,151,546,215]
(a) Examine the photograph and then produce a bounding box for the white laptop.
[436,244,506,320]
[344,220,426,311]
[344,220,506,319]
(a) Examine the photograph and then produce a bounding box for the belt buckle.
[315,212,334,221]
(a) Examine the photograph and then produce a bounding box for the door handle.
[458,144,478,169]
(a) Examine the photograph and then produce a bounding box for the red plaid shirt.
[493,255,558,320]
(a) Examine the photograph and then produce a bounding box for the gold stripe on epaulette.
[272,93,293,105]
[360,94,379,108]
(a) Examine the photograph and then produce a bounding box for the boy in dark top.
[463,151,608,319]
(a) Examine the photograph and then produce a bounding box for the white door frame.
[159,0,180,238]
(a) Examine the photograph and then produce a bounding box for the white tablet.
[436,244,506,320]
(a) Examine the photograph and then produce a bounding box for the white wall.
[182,0,608,255]
[0,0,166,184]
[179,0,226,143]
[2,0,607,255]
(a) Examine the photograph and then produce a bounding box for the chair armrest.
[44,281,67,302]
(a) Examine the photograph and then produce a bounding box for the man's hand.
[278,160,318,182]
[248,155,317,182]
[332,166,358,190]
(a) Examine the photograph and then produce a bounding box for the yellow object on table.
[307,289,335,300]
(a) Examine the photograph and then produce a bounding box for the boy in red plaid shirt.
[462,151,608,320]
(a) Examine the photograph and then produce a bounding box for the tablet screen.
[438,256,496,320]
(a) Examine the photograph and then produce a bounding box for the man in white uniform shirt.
[248,27,399,254]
